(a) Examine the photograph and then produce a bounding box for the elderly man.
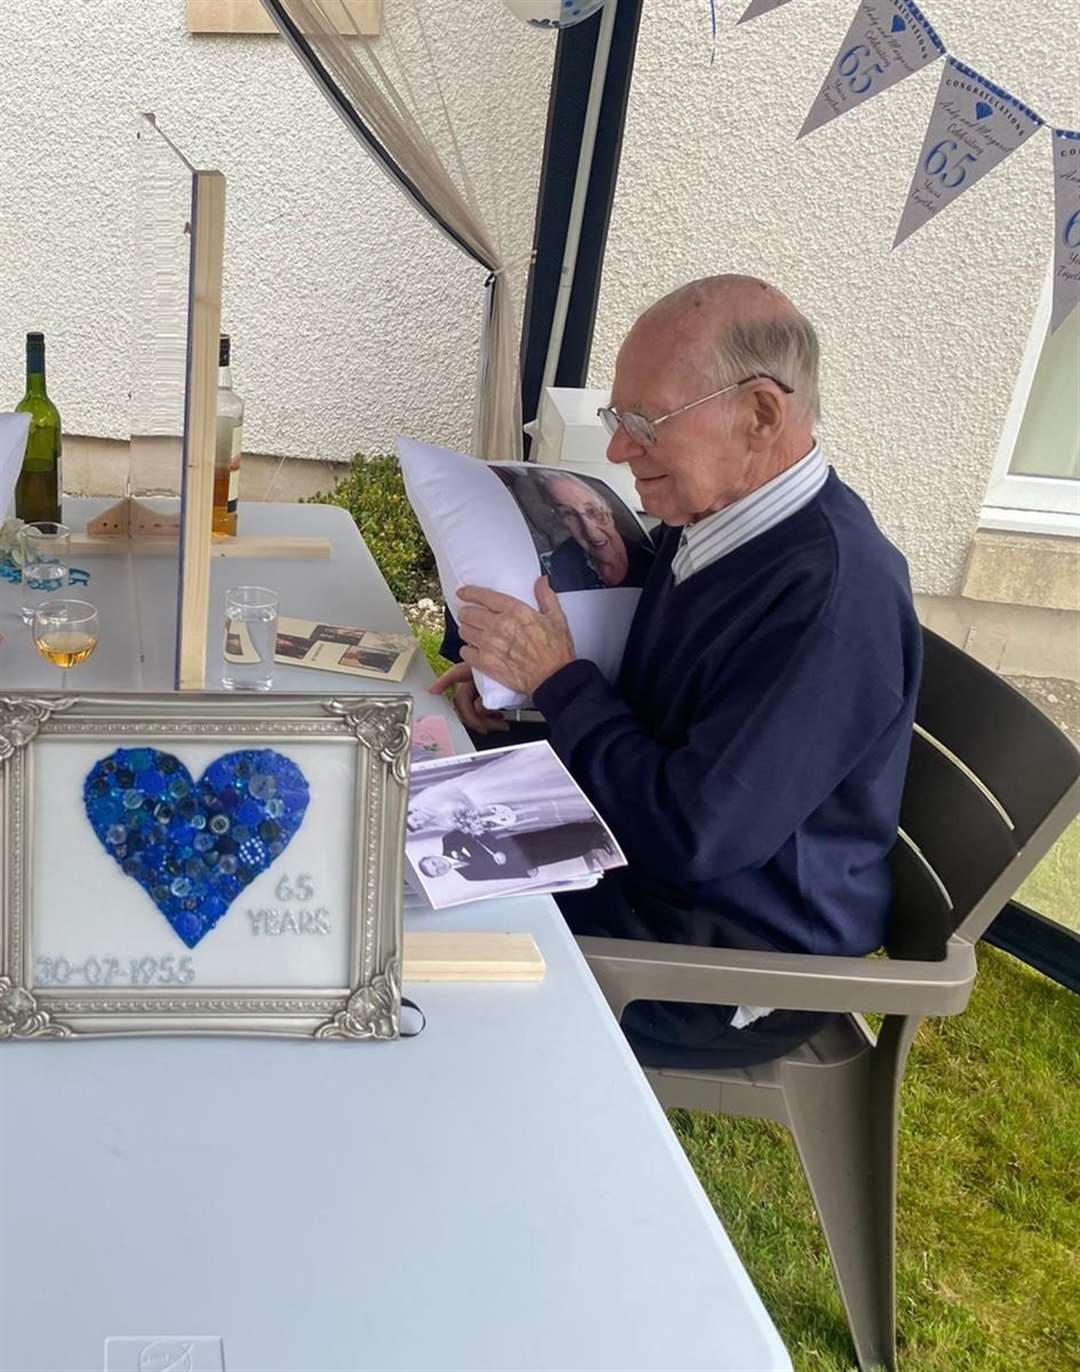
[533,469,652,591]
[432,275,921,1069]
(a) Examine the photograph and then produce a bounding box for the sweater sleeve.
[532,613,905,883]
[440,606,464,664]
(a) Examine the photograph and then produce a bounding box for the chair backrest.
[886,628,1080,961]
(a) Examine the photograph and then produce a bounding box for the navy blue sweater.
[533,471,922,958]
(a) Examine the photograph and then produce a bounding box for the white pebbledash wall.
[0,1,552,463]
[1,1,1076,595]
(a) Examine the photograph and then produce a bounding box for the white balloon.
[502,0,607,31]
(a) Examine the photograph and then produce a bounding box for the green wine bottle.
[15,332,62,524]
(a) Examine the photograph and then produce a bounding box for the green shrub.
[306,452,437,603]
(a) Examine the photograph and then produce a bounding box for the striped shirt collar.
[671,443,828,584]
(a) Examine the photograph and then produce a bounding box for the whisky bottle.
[214,334,244,537]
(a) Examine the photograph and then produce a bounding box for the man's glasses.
[554,503,613,524]
[597,372,794,448]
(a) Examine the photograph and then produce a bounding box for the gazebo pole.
[519,0,645,450]
[539,0,620,397]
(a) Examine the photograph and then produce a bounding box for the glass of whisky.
[32,599,99,669]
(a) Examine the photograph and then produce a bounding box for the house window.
[982,271,1080,536]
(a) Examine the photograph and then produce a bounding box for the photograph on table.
[489,464,653,593]
[405,741,626,909]
[224,615,417,681]
[275,631,315,661]
[0,692,411,1040]
[338,640,402,674]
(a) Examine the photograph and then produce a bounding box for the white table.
[0,502,791,1371]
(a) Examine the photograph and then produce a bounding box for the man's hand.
[428,662,510,735]
[456,577,577,697]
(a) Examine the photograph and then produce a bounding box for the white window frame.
[981,267,1080,537]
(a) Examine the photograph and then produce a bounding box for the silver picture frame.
[0,692,411,1041]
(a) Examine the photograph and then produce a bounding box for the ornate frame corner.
[0,978,73,1040]
[315,957,401,1040]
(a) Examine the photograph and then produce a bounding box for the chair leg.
[779,1016,921,1372]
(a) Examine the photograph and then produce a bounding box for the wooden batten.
[402,932,546,983]
[71,530,332,560]
[186,0,382,36]
[178,169,226,691]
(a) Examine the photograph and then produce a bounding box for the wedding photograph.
[406,741,625,907]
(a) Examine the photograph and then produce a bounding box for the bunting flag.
[800,1,944,138]
[715,2,1072,338]
[738,0,796,22]
[1051,130,1080,332]
[894,58,1043,247]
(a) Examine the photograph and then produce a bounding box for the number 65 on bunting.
[894,57,1043,247]
[799,1,944,139]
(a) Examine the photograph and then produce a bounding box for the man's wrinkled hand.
[428,662,510,735]
[456,577,576,697]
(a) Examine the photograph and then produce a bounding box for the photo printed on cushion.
[490,465,654,593]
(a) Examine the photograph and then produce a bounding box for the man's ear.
[746,383,785,450]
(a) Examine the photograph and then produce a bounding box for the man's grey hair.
[532,468,612,509]
[708,314,821,422]
[645,277,822,424]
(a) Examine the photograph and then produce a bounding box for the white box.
[532,386,610,466]
[530,386,641,512]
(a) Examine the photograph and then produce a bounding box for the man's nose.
[606,425,639,466]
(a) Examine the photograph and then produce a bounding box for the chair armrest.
[575,935,977,1020]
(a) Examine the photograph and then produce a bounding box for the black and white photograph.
[490,463,654,594]
[405,741,626,908]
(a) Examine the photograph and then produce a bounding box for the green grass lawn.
[671,947,1080,1371]
[1018,818,1080,933]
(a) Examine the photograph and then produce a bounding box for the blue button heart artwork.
[84,748,310,948]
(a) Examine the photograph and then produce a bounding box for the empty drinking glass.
[222,585,279,691]
[20,521,70,622]
[32,599,99,669]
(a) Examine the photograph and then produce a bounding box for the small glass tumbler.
[20,522,70,623]
[222,585,279,692]
[32,599,99,670]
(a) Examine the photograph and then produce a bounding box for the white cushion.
[1,412,31,517]
[397,436,653,709]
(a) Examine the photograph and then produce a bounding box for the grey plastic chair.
[577,628,1080,1371]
